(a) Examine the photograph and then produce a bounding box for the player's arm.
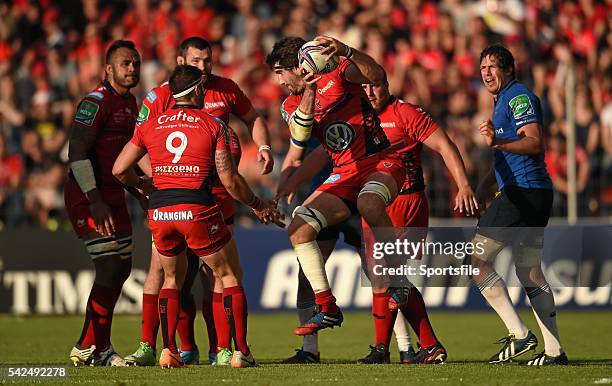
[288,72,318,147]
[278,141,305,189]
[315,35,385,85]
[237,107,274,174]
[423,128,478,215]
[278,145,330,203]
[480,120,543,155]
[215,148,281,225]
[112,142,148,191]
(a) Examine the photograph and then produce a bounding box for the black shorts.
[477,186,552,247]
[316,199,362,248]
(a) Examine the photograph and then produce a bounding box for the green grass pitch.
[0,311,610,385]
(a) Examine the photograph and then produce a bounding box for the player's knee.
[471,234,504,265]
[289,218,319,245]
[289,205,328,242]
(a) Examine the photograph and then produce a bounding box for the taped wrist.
[289,109,314,144]
[71,159,96,193]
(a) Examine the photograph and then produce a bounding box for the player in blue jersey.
[469,44,567,366]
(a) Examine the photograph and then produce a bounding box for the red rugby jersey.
[131,106,230,208]
[379,97,438,192]
[281,58,390,167]
[71,80,138,190]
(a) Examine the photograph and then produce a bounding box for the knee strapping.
[85,236,120,259]
[514,245,543,268]
[116,236,133,260]
[358,181,392,205]
[473,236,505,262]
[292,205,328,233]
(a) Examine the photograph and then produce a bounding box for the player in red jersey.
[126,37,272,366]
[279,76,477,363]
[66,40,146,366]
[267,36,410,336]
[113,65,280,368]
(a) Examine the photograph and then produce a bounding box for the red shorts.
[148,203,231,257]
[362,191,429,259]
[211,187,236,225]
[316,153,405,203]
[64,179,132,238]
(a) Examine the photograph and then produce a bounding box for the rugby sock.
[177,294,197,352]
[141,293,159,347]
[314,289,339,313]
[297,300,318,354]
[403,287,438,348]
[527,284,563,356]
[393,312,412,352]
[201,291,218,354]
[223,286,250,356]
[372,292,397,347]
[213,292,231,349]
[294,242,331,293]
[78,283,121,351]
[478,272,528,338]
[159,289,180,354]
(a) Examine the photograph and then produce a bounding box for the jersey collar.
[494,79,517,104]
[102,80,130,98]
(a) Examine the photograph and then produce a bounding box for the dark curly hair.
[265,37,306,70]
[480,44,516,79]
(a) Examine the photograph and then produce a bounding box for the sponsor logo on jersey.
[137,104,150,124]
[152,209,194,221]
[86,91,104,100]
[380,122,397,128]
[318,80,335,95]
[74,101,100,126]
[495,127,504,135]
[76,219,86,227]
[324,173,341,184]
[146,90,157,102]
[324,121,355,152]
[509,94,534,119]
[155,165,201,174]
[157,110,201,124]
[204,101,226,110]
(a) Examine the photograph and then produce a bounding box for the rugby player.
[469,44,567,366]
[66,40,145,366]
[113,65,280,368]
[126,36,273,366]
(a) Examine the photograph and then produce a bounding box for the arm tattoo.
[215,150,236,174]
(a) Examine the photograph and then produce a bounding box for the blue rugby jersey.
[491,80,552,190]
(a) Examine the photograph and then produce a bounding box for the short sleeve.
[398,102,439,143]
[280,96,299,123]
[213,117,231,152]
[336,57,353,82]
[130,123,145,148]
[72,96,106,133]
[227,80,253,118]
[137,88,165,126]
[507,92,541,130]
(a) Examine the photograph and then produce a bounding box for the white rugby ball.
[298,40,339,74]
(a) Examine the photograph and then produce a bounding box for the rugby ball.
[298,41,339,74]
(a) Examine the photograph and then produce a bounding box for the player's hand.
[275,177,299,205]
[138,176,153,196]
[479,120,496,147]
[301,69,321,90]
[89,198,115,236]
[252,199,285,227]
[453,186,479,216]
[314,35,349,61]
[257,148,274,175]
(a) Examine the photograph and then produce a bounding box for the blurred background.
[0,0,610,232]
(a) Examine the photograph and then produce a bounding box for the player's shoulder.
[391,97,426,116]
[208,74,241,92]
[146,82,171,103]
[506,81,539,103]
[81,83,111,103]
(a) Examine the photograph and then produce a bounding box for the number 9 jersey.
[130,106,232,207]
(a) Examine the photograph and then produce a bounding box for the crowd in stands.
[0,0,610,230]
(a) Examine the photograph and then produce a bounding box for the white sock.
[527,284,563,356]
[478,272,528,338]
[297,302,318,354]
[294,242,330,292]
[393,312,412,351]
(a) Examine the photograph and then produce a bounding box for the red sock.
[402,287,438,347]
[213,292,231,350]
[158,289,180,354]
[77,284,121,351]
[223,286,249,355]
[314,289,338,313]
[141,293,159,347]
[372,292,397,347]
[177,294,197,351]
[202,290,217,353]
